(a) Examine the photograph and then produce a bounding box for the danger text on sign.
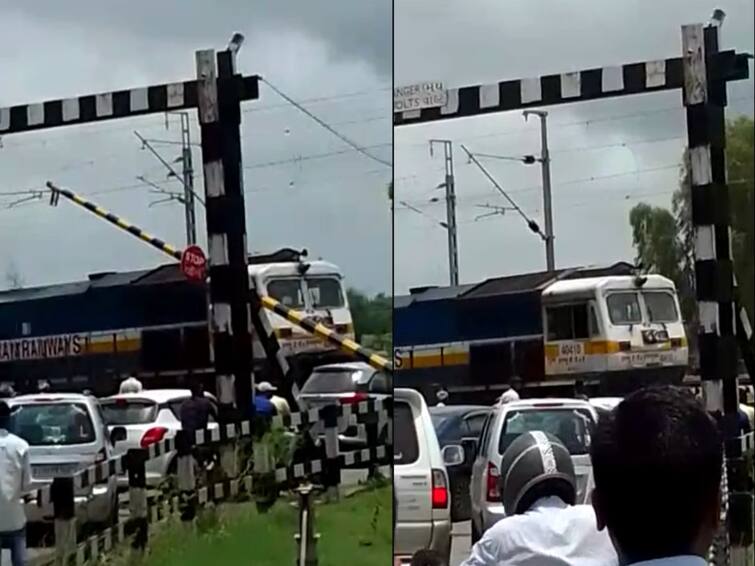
[394,82,447,113]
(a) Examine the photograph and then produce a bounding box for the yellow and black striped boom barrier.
[47,181,393,372]
[260,295,391,372]
[47,182,183,262]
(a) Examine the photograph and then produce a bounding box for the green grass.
[107,486,392,566]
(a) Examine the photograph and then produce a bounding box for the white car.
[393,388,458,564]
[99,389,219,488]
[589,397,623,419]
[9,393,119,527]
[469,398,599,542]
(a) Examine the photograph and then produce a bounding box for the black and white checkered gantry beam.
[0,77,259,134]
[394,52,749,126]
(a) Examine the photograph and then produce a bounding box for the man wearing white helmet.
[119,376,143,394]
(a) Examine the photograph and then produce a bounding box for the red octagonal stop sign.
[181,245,207,281]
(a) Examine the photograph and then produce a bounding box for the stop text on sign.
[181,245,207,281]
[393,82,447,113]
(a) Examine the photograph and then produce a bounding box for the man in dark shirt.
[180,382,216,438]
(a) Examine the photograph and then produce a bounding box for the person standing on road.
[253,382,279,417]
[180,381,216,437]
[461,431,617,566]
[497,380,520,405]
[256,382,290,418]
[590,386,723,566]
[0,401,31,566]
[573,380,589,401]
[118,376,143,394]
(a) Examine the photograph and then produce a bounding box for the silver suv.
[297,362,391,448]
[469,398,598,542]
[9,393,119,527]
[393,388,460,564]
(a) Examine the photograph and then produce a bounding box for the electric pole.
[429,139,459,286]
[135,124,201,247]
[523,110,555,271]
[177,112,197,246]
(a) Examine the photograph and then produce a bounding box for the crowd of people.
[410,383,745,566]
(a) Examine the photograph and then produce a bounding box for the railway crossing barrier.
[395,21,753,563]
[46,182,393,375]
[26,398,391,565]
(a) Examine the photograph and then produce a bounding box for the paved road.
[451,521,472,566]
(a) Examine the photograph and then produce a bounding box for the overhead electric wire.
[259,77,392,168]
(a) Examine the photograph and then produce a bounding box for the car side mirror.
[461,438,478,465]
[110,426,127,444]
[442,444,465,467]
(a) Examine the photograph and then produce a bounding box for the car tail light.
[140,427,168,449]
[618,341,631,351]
[431,469,448,509]
[486,462,500,502]
[338,392,368,405]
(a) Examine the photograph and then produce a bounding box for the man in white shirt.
[590,386,723,566]
[462,431,617,566]
[119,376,143,394]
[497,380,520,405]
[0,401,32,566]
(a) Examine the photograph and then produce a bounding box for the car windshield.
[301,369,363,394]
[499,408,594,455]
[306,277,344,308]
[11,402,96,446]
[394,402,419,465]
[643,291,679,323]
[607,292,643,325]
[100,400,158,425]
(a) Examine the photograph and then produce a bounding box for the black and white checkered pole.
[195,47,253,480]
[125,448,149,550]
[682,22,753,561]
[51,476,76,565]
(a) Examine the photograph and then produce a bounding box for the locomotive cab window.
[643,291,679,323]
[546,303,590,341]
[607,292,642,325]
[305,277,344,309]
[267,279,304,308]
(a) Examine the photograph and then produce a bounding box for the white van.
[393,388,457,564]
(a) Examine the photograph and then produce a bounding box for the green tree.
[347,289,391,339]
[629,116,754,323]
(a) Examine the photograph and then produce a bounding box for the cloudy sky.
[395,0,754,294]
[0,1,391,295]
